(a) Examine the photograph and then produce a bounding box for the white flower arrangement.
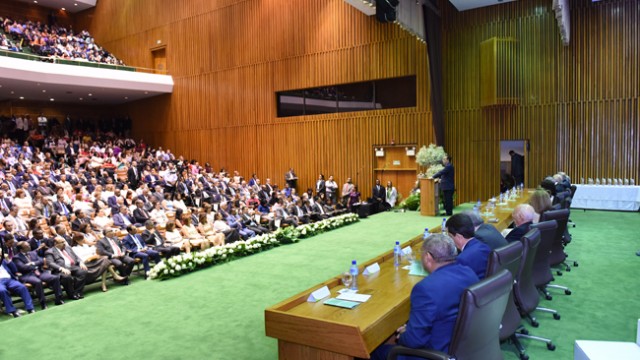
[416,144,448,178]
[148,213,360,280]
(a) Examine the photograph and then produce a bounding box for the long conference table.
[571,184,640,211]
[264,191,533,359]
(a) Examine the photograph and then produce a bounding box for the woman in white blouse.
[165,221,192,254]
[71,234,124,292]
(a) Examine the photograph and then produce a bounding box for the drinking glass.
[341,272,353,289]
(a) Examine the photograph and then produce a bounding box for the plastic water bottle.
[393,241,402,268]
[349,260,358,291]
[441,218,447,234]
[476,199,482,209]
[423,228,430,240]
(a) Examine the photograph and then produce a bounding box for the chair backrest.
[540,209,569,265]
[485,241,523,341]
[530,220,558,287]
[513,228,541,315]
[570,185,577,198]
[449,269,513,360]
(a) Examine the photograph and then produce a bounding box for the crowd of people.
[0,129,390,317]
[1,16,125,65]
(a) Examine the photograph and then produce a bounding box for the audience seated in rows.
[1,16,125,65]
[0,129,358,315]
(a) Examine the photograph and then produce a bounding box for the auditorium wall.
[441,0,640,202]
[75,0,433,198]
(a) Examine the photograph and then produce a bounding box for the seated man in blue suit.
[0,256,36,317]
[447,213,491,280]
[371,234,479,360]
[122,225,161,278]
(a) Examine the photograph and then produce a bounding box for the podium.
[420,178,440,216]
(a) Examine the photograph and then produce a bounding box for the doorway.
[151,46,167,74]
[500,140,527,192]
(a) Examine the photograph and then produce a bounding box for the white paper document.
[336,292,371,303]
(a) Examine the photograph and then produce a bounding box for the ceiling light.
[61,7,66,11]
[19,96,24,100]
[74,3,78,6]
[88,93,92,96]
[34,1,38,3]
[50,98,55,101]
[124,96,129,100]
[10,91,14,94]
[79,97,83,100]
[42,89,46,93]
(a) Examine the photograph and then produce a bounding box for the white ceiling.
[448,0,517,11]
[13,0,96,14]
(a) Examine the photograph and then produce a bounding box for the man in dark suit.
[141,221,180,258]
[464,211,508,250]
[127,161,141,189]
[53,194,72,218]
[0,258,35,317]
[122,225,161,276]
[71,209,91,232]
[44,236,88,300]
[96,228,135,282]
[133,200,152,224]
[315,174,326,196]
[505,204,535,243]
[432,155,455,216]
[447,213,491,280]
[370,234,479,360]
[509,150,525,185]
[0,190,13,216]
[371,178,386,214]
[28,228,50,257]
[14,241,64,309]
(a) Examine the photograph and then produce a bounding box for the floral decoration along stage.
[149,213,360,280]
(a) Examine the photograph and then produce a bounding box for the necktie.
[60,202,68,215]
[132,235,143,250]
[61,249,75,266]
[109,238,123,256]
[0,198,7,211]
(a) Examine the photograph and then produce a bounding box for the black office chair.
[568,185,577,228]
[485,242,528,360]
[540,209,577,274]
[531,220,571,299]
[512,229,557,351]
[388,270,513,360]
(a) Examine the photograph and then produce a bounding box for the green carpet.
[0,208,638,360]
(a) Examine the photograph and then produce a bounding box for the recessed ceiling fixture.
[19,96,24,100]
[50,98,55,101]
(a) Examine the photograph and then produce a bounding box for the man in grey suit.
[96,228,135,283]
[44,237,88,300]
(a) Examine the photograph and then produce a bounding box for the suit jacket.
[0,261,19,280]
[71,217,90,232]
[505,222,532,243]
[372,184,386,202]
[53,201,71,216]
[122,234,147,253]
[113,213,135,229]
[474,223,508,250]
[399,262,479,353]
[133,208,151,224]
[45,245,82,273]
[315,180,326,194]
[96,236,127,258]
[0,197,13,215]
[13,251,44,277]
[127,167,140,188]
[432,163,455,191]
[142,229,165,247]
[456,238,491,280]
